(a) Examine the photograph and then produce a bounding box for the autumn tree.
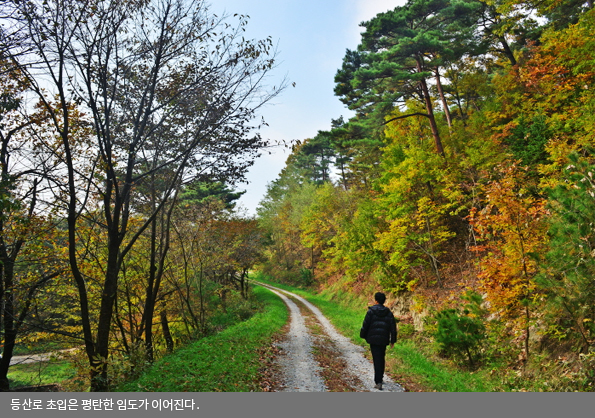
[223,218,266,299]
[298,182,385,283]
[257,162,318,284]
[5,0,284,390]
[0,61,68,391]
[499,0,592,31]
[469,164,548,361]
[372,110,463,291]
[168,199,227,339]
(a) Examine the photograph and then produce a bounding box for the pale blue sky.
[209,0,404,215]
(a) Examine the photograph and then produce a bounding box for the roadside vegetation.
[0,0,284,392]
[254,274,591,392]
[117,286,287,392]
[9,275,588,392]
[7,286,285,391]
[254,275,493,391]
[8,361,76,390]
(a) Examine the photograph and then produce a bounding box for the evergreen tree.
[328,117,384,190]
[539,152,595,352]
[180,181,245,209]
[334,0,481,156]
[291,133,335,185]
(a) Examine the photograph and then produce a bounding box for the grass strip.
[388,341,495,391]
[118,285,288,392]
[253,275,500,392]
[8,360,76,389]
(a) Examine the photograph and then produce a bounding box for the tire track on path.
[263,286,327,392]
[258,282,404,392]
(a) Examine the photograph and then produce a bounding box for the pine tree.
[539,152,595,352]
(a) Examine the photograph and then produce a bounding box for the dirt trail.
[8,348,77,366]
[259,283,404,393]
[264,287,327,391]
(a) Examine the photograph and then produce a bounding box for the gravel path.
[259,283,404,393]
[264,286,327,392]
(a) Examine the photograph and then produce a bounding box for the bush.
[398,323,416,339]
[299,268,314,286]
[433,292,487,367]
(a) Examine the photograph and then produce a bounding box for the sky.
[207,0,405,216]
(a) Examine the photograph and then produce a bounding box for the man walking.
[360,292,397,390]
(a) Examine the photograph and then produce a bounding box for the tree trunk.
[425,215,442,287]
[220,288,228,313]
[416,56,445,157]
[240,271,246,300]
[456,96,466,125]
[525,304,530,362]
[161,311,174,353]
[434,68,452,131]
[0,331,15,392]
[144,186,176,363]
[113,294,131,356]
[199,261,206,335]
[311,246,315,279]
[499,35,517,66]
[144,190,158,364]
[466,346,474,368]
[0,261,15,392]
[91,241,122,391]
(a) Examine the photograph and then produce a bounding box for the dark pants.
[370,344,387,384]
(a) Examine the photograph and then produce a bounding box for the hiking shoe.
[374,383,383,390]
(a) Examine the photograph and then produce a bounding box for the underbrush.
[117,285,287,392]
[55,288,270,391]
[8,286,284,392]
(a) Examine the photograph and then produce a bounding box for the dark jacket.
[360,304,397,346]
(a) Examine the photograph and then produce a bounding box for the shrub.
[433,292,487,367]
[398,323,416,339]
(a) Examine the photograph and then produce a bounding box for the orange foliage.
[488,11,595,158]
[469,164,548,319]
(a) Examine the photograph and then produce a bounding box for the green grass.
[117,285,288,392]
[252,274,502,392]
[8,360,76,388]
[388,340,498,391]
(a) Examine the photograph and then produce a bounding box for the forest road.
[257,282,404,392]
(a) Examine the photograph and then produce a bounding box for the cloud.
[355,0,407,23]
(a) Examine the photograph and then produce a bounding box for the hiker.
[360,292,397,391]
